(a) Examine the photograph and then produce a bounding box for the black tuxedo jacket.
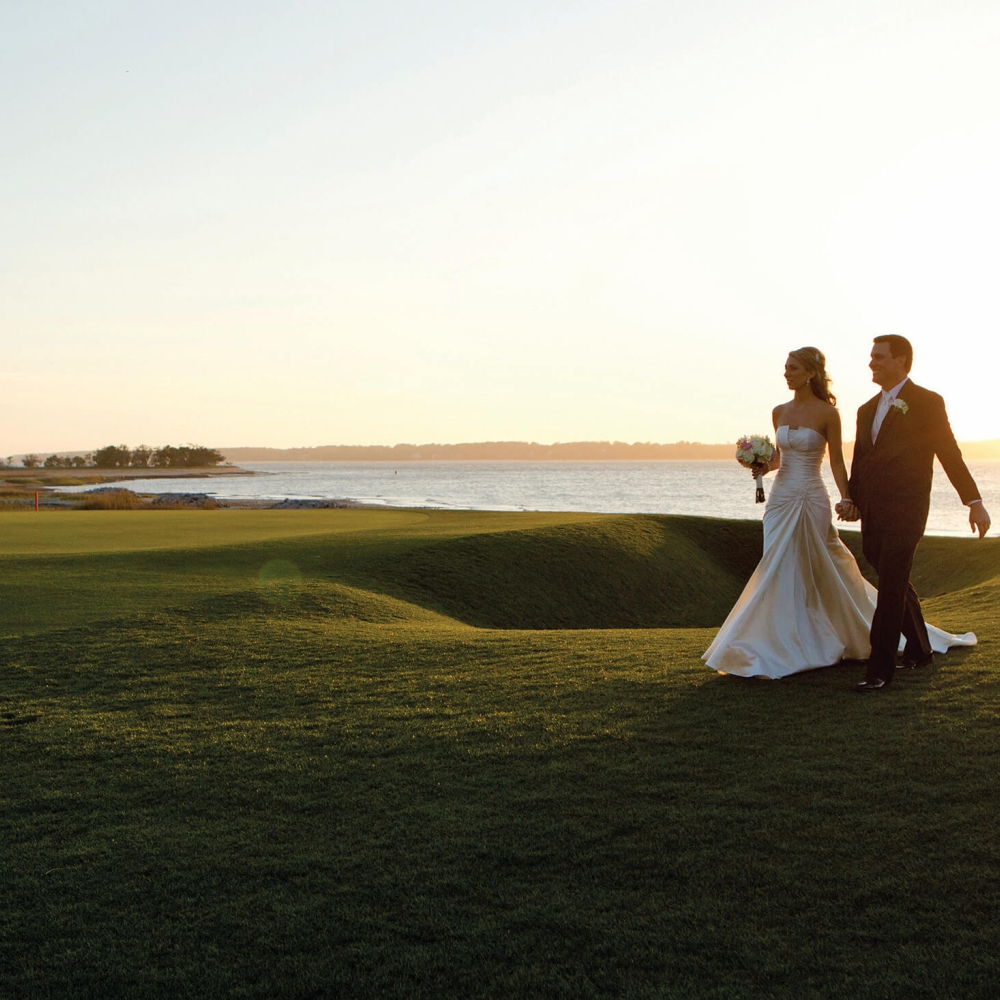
[849,380,979,535]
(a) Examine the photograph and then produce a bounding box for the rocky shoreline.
[0,465,376,511]
[0,464,397,511]
[0,486,382,511]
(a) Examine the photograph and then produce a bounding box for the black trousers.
[861,527,933,683]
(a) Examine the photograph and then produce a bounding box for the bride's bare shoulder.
[819,399,842,421]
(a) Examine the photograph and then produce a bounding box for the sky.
[4,0,1000,456]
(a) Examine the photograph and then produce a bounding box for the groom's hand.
[835,499,859,522]
[969,502,991,538]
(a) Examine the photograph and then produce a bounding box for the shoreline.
[0,474,390,510]
[0,489,382,512]
[0,465,275,510]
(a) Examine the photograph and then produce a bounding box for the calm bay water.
[69,460,1000,537]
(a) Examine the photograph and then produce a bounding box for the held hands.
[970,502,991,538]
[835,499,860,522]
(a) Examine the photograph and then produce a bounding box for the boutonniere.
[891,398,909,415]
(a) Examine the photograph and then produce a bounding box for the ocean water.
[63,459,1000,538]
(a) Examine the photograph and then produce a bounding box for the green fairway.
[0,508,433,556]
[2,510,999,998]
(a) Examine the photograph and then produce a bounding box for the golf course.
[2,509,999,999]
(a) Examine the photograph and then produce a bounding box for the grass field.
[2,509,999,999]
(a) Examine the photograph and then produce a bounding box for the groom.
[836,336,991,692]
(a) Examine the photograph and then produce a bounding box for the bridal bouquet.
[736,434,775,503]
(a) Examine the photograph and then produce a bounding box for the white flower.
[735,434,774,468]
[892,398,909,415]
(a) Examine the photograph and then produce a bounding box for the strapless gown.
[703,425,976,678]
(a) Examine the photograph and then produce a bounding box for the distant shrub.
[130,446,153,468]
[151,445,225,468]
[82,489,145,510]
[87,443,224,469]
[92,445,133,469]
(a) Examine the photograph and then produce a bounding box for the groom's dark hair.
[873,334,913,372]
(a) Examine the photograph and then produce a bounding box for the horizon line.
[9,435,1000,458]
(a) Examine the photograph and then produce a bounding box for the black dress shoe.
[853,678,889,692]
[898,653,934,670]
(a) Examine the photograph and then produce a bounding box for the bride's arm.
[767,406,782,472]
[825,408,851,500]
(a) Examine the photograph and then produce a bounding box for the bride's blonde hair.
[790,346,836,405]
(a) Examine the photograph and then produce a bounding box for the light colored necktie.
[871,392,892,443]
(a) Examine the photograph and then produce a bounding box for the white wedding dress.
[703,425,976,678]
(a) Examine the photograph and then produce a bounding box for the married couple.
[704,336,991,691]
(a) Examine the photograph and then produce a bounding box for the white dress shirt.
[871,378,908,443]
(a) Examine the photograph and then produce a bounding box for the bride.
[703,346,975,679]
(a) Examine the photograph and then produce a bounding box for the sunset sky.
[5,1,1000,456]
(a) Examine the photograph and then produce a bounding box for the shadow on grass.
[344,515,766,629]
[2,604,999,999]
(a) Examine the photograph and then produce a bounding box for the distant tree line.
[20,445,225,470]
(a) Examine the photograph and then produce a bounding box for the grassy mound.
[371,514,764,628]
[840,529,1000,596]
